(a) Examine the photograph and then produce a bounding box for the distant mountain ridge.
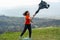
[0,15,60,33]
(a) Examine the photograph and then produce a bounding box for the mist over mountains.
[0,2,60,33]
[0,15,60,34]
[0,2,60,19]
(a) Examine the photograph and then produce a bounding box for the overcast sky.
[0,0,60,19]
[0,0,60,8]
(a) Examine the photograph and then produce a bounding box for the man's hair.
[23,11,29,16]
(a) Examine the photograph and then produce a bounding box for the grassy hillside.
[0,27,60,40]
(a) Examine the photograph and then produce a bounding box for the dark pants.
[20,24,32,38]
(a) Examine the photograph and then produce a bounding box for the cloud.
[44,0,60,2]
[0,0,60,8]
[0,0,40,8]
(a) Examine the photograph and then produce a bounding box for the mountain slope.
[0,27,60,40]
[0,15,60,33]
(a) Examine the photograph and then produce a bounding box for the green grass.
[0,27,60,40]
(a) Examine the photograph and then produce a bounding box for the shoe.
[23,37,32,40]
[29,38,32,40]
[19,36,22,40]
